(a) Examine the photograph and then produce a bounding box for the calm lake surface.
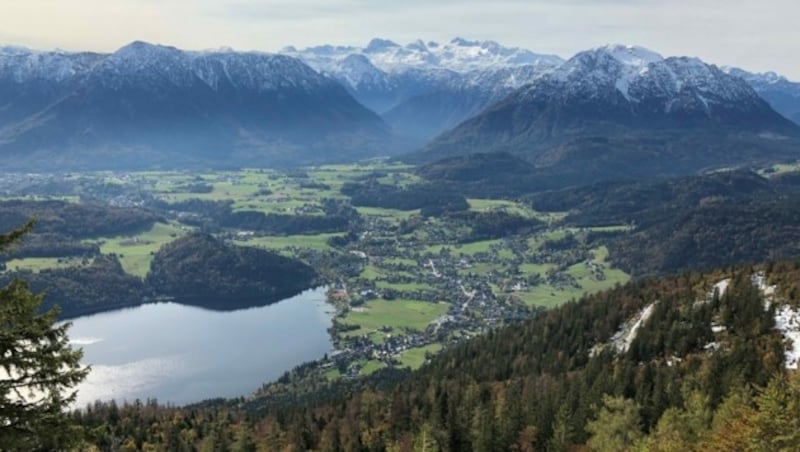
[65,287,333,407]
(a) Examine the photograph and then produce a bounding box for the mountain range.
[1,38,799,174]
[407,44,800,185]
[283,38,564,144]
[0,42,389,170]
[723,67,800,124]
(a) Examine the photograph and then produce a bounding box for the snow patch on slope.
[722,272,797,369]
[590,301,658,357]
[602,44,663,68]
[612,301,658,353]
[713,278,731,299]
[775,305,800,369]
[0,46,103,83]
[751,272,778,304]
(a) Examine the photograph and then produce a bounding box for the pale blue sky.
[2,0,798,78]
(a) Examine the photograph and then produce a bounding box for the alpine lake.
[64,287,333,407]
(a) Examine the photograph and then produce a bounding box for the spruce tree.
[0,222,89,450]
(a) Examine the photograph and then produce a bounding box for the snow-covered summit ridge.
[0,45,103,83]
[600,44,664,68]
[284,37,565,73]
[722,66,789,85]
[0,40,336,93]
[539,44,763,108]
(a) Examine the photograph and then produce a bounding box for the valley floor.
[0,163,631,397]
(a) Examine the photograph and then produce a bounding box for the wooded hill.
[73,261,800,450]
[0,200,160,259]
[528,169,800,277]
[0,232,317,318]
[146,234,317,309]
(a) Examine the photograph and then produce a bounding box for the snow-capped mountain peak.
[107,41,185,64]
[547,45,749,104]
[0,45,36,56]
[723,66,789,85]
[600,44,663,68]
[284,37,564,73]
[328,54,390,89]
[83,40,336,93]
[721,66,800,124]
[365,38,400,53]
[0,45,103,83]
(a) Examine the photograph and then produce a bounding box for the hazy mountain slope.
[725,67,800,125]
[285,38,563,142]
[0,42,391,170]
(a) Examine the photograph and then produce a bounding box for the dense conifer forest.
[71,262,800,450]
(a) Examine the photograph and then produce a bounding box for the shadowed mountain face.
[0,42,391,170]
[406,46,800,186]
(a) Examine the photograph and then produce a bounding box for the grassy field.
[0,195,81,203]
[375,280,429,292]
[356,206,420,220]
[341,299,449,337]
[3,257,90,273]
[511,246,629,308]
[527,229,570,249]
[424,239,505,256]
[583,225,632,233]
[759,161,800,176]
[457,239,504,255]
[397,343,443,369]
[467,199,567,223]
[93,222,188,278]
[359,359,387,376]
[359,265,384,280]
[381,257,417,267]
[375,172,423,188]
[519,263,556,275]
[234,233,344,252]
[324,368,341,381]
[467,198,534,217]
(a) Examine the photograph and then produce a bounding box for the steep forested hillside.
[74,262,800,450]
[609,198,800,276]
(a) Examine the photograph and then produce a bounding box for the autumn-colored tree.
[586,395,644,452]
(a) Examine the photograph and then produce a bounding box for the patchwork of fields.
[1,161,632,378]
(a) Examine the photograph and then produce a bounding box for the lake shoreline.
[67,287,334,407]
[57,285,319,321]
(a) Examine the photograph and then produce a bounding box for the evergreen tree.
[547,403,574,452]
[0,222,89,450]
[585,395,644,452]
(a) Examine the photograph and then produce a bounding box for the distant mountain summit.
[283,38,564,143]
[284,37,563,73]
[408,44,800,185]
[2,39,798,174]
[723,67,800,125]
[0,42,389,170]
